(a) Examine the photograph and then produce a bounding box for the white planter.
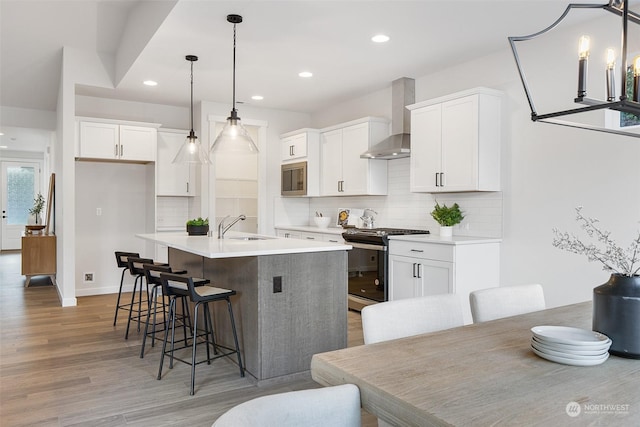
[439,226,453,237]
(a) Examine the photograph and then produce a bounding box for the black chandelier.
[509,0,640,137]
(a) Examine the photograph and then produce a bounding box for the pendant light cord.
[190,59,195,133]
[232,22,237,113]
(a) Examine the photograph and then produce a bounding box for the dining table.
[311,301,639,426]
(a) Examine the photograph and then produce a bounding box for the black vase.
[187,224,209,236]
[593,273,640,359]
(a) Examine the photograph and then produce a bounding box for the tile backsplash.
[278,157,503,238]
[156,196,190,229]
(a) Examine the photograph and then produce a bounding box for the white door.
[1,161,41,250]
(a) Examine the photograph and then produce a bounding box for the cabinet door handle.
[435,172,439,187]
[186,182,189,193]
[417,264,422,279]
[412,263,416,278]
[120,144,123,157]
[306,236,315,240]
[440,172,445,187]
[115,144,118,157]
[328,239,338,243]
[290,145,294,156]
[410,249,424,253]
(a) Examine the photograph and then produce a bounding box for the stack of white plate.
[530,326,611,366]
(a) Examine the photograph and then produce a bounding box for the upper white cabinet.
[408,88,502,193]
[281,131,311,161]
[319,117,389,196]
[77,118,159,162]
[280,129,320,197]
[156,129,197,196]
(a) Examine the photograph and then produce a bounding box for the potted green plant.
[430,202,464,237]
[28,193,45,225]
[186,217,209,236]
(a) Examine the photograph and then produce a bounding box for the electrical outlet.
[83,272,95,283]
[273,276,282,293]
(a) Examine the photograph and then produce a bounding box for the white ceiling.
[0,0,630,151]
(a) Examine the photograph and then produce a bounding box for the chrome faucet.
[218,214,246,238]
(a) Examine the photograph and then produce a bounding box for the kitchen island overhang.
[137,232,351,382]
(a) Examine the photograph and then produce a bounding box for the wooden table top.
[311,302,640,426]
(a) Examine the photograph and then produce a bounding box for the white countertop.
[137,231,351,259]
[274,225,345,235]
[389,234,502,245]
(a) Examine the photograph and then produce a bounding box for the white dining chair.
[469,284,546,323]
[361,294,465,344]
[211,384,361,427]
[361,294,464,426]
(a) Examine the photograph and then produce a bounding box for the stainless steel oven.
[343,228,430,311]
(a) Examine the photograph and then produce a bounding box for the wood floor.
[0,251,376,426]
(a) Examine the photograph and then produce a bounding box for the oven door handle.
[348,242,387,251]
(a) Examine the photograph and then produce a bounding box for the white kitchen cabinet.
[275,227,344,243]
[276,230,302,239]
[319,117,389,196]
[388,256,452,300]
[281,132,308,161]
[156,129,197,196]
[408,88,502,193]
[388,237,501,324]
[280,129,320,196]
[77,118,158,162]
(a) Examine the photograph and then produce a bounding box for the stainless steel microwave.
[281,161,307,196]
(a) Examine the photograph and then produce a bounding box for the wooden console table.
[21,234,56,287]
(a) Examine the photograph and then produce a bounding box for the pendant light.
[172,55,211,164]
[210,14,259,154]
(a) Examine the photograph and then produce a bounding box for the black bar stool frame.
[140,263,192,358]
[157,273,244,395]
[113,251,140,326]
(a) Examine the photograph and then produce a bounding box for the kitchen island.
[137,232,351,382]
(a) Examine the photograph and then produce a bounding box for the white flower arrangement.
[552,207,640,277]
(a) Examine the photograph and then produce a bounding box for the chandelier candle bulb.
[606,48,616,102]
[633,55,640,102]
[577,35,590,98]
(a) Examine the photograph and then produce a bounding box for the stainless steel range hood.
[361,77,415,159]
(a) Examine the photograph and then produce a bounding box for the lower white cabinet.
[388,238,500,324]
[275,228,344,244]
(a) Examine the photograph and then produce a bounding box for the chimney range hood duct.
[361,77,415,159]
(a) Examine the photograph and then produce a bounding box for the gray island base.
[169,247,348,382]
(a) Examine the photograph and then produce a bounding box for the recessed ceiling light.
[298,71,313,78]
[251,95,264,101]
[0,145,8,149]
[371,34,390,43]
[143,80,158,86]
[0,132,4,136]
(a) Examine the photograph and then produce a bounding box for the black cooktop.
[342,227,430,245]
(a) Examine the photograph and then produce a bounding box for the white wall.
[304,46,639,309]
[74,162,151,295]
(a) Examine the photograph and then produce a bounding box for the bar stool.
[113,251,140,326]
[157,272,244,395]
[140,263,192,358]
[124,257,157,340]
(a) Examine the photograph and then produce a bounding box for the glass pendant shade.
[172,131,211,163]
[173,54,211,164]
[211,14,259,155]
[211,111,258,154]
